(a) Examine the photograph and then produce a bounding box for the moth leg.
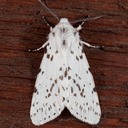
[74,15,104,31]
[42,16,55,29]
[80,41,104,49]
[72,15,104,24]
[28,41,49,52]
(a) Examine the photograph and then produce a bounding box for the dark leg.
[28,41,49,52]
[81,41,104,50]
[43,16,55,28]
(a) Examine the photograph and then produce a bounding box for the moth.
[30,0,103,126]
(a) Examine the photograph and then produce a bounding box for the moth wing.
[66,51,101,124]
[30,52,65,125]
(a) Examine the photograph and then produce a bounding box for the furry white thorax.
[49,18,79,51]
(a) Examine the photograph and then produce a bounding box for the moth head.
[59,18,69,24]
[51,18,78,37]
[49,18,78,50]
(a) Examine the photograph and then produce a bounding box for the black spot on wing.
[96,102,99,106]
[53,103,55,107]
[78,77,81,80]
[68,76,71,80]
[59,76,63,80]
[64,69,67,77]
[58,87,60,93]
[76,83,81,91]
[73,93,77,96]
[50,83,55,92]
[55,50,58,54]
[76,56,79,61]
[34,87,37,93]
[79,42,82,46]
[54,79,57,84]
[79,55,83,59]
[75,73,78,77]
[95,112,98,115]
[37,91,39,95]
[88,106,92,111]
[59,67,62,71]
[75,102,78,106]
[79,105,83,111]
[63,40,66,45]
[71,87,73,93]
[50,55,53,61]
[62,97,65,102]
[71,51,74,54]
[73,79,76,83]
[41,108,43,112]
[80,89,84,97]
[74,31,77,36]
[55,93,58,96]
[47,54,50,59]
[68,67,71,71]
[38,68,41,73]
[52,32,55,36]
[62,86,65,91]
[48,93,51,97]
[93,87,97,92]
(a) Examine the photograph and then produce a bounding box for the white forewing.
[30,37,65,125]
[30,18,101,126]
[65,38,101,124]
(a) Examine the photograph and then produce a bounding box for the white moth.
[30,0,102,126]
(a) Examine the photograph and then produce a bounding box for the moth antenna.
[39,0,60,21]
[71,15,104,25]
